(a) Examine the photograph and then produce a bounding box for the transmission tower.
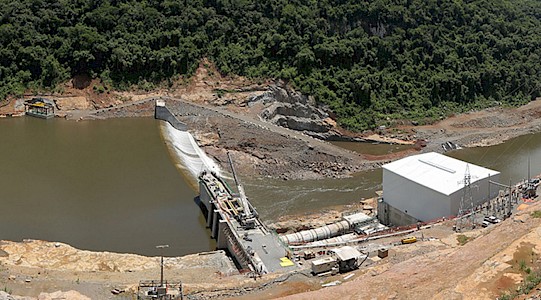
[456,164,475,231]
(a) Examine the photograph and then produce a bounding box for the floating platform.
[24,98,55,119]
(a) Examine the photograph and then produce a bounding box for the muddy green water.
[0,117,213,256]
[447,133,541,184]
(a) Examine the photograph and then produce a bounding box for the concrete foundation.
[377,199,419,226]
[155,100,188,131]
[211,209,220,239]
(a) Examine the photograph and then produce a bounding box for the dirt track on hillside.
[5,90,541,181]
[87,95,541,181]
[402,100,541,153]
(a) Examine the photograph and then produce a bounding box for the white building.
[378,152,500,226]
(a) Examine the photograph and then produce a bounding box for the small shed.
[24,98,55,119]
[311,256,337,275]
[331,246,363,272]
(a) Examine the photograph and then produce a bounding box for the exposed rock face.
[255,83,337,139]
[0,291,15,300]
[37,291,91,300]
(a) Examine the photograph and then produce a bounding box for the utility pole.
[156,244,169,286]
[488,173,491,199]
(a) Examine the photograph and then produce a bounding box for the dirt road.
[90,95,541,181]
[403,100,541,152]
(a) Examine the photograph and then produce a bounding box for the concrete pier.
[198,171,294,274]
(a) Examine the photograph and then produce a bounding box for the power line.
[456,164,475,231]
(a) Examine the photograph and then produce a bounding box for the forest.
[1,0,541,130]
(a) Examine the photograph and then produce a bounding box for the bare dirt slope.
[2,204,541,300]
[3,64,541,299]
[0,241,247,299]
[399,100,541,153]
[4,61,541,179]
[162,97,382,179]
[278,203,541,300]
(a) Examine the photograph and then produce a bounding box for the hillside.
[2,0,541,130]
[277,203,541,300]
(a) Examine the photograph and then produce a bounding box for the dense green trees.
[2,0,541,130]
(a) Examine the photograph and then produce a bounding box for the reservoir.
[0,117,214,257]
[447,133,541,185]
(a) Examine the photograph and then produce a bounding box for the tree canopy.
[2,0,541,130]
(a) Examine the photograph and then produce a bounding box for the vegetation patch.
[456,234,471,246]
[499,243,540,299]
[214,89,237,98]
[2,0,541,130]
[531,211,541,218]
[499,270,541,299]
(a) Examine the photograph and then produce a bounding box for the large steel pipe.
[280,220,351,244]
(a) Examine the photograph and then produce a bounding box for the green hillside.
[2,0,541,130]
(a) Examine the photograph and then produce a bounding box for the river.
[0,117,214,257]
[3,116,541,256]
[243,133,541,221]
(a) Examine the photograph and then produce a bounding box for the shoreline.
[2,197,540,299]
[3,96,541,298]
[5,95,541,221]
[4,96,541,173]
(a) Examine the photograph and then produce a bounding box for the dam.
[155,99,295,274]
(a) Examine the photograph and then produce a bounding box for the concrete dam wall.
[155,100,221,179]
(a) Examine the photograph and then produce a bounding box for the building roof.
[331,246,362,261]
[24,97,55,108]
[383,152,499,196]
[342,212,372,225]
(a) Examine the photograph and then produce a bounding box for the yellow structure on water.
[24,98,55,119]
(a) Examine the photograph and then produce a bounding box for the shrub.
[457,234,470,245]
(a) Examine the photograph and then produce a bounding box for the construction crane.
[227,152,257,229]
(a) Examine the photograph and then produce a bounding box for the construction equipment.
[401,236,417,244]
[227,152,256,229]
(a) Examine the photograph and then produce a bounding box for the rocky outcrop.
[0,292,15,300]
[252,83,338,139]
[37,291,91,300]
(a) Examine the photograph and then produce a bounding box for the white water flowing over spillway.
[161,122,221,181]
